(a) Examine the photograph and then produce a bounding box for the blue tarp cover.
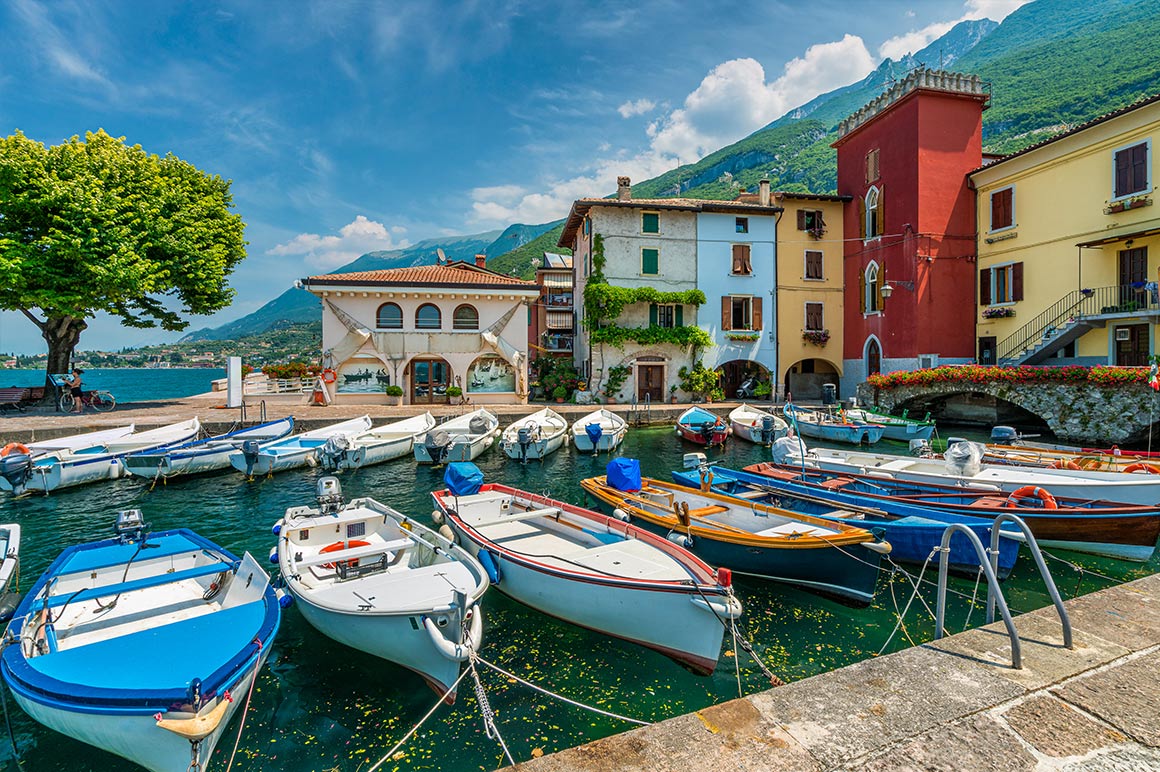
[444,463,484,496]
[585,422,604,445]
[607,458,641,492]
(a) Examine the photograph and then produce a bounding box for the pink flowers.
[866,365,1149,389]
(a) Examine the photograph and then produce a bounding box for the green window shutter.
[675,305,684,326]
[642,212,659,233]
[649,304,658,326]
[642,248,659,275]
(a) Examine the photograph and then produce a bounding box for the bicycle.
[59,389,117,413]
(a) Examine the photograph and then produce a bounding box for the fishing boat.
[500,408,569,462]
[783,404,884,445]
[0,418,201,496]
[123,417,294,481]
[676,406,729,447]
[845,406,935,442]
[275,477,487,701]
[581,460,891,606]
[745,459,1160,562]
[670,459,1019,578]
[570,409,628,454]
[1,511,279,772]
[433,463,741,674]
[229,415,373,476]
[728,404,789,446]
[316,413,436,472]
[413,409,500,465]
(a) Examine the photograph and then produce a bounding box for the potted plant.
[678,361,721,402]
[552,385,568,403]
[446,385,463,404]
[604,365,630,404]
[754,380,772,400]
[384,384,404,406]
[669,384,678,404]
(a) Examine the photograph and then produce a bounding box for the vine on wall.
[589,323,713,348]
[583,284,707,328]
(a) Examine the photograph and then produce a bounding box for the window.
[796,209,824,231]
[805,302,823,332]
[720,295,763,331]
[641,212,660,234]
[452,304,479,330]
[1114,141,1150,199]
[863,262,880,314]
[416,303,441,330]
[649,303,682,328]
[805,250,824,280]
[990,187,1014,231]
[732,297,751,330]
[731,244,752,275]
[979,262,1024,305]
[865,148,880,184]
[641,247,659,275]
[864,186,882,240]
[376,302,402,329]
[735,217,749,233]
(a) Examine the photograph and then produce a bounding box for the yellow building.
[971,94,1160,366]
[774,192,848,398]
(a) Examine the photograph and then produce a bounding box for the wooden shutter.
[642,248,659,275]
[875,189,885,237]
[721,296,732,331]
[649,304,658,326]
[1115,148,1131,198]
[1012,262,1024,301]
[752,297,763,330]
[859,268,866,313]
[675,305,683,326]
[805,302,820,331]
[980,268,992,305]
[806,250,823,279]
[858,198,867,239]
[731,244,745,273]
[797,209,807,230]
[879,263,886,312]
[1132,143,1149,194]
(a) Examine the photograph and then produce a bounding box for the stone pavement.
[507,573,1160,771]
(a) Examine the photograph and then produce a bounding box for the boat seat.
[821,509,862,519]
[733,490,768,500]
[819,479,852,490]
[686,505,728,518]
[37,560,235,610]
[749,467,797,481]
[753,522,837,538]
[968,497,1009,509]
[57,535,214,576]
[468,507,560,530]
[293,538,414,569]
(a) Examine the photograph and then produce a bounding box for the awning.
[541,273,572,288]
[1076,225,1160,248]
[546,311,573,330]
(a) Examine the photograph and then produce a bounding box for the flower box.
[1105,196,1152,214]
[982,307,1015,319]
[803,330,830,346]
[726,331,760,342]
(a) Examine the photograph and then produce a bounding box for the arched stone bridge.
[855,379,1160,444]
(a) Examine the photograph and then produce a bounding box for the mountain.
[485,221,567,280]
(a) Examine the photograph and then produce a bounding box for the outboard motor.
[759,415,776,446]
[316,476,345,515]
[909,439,934,457]
[425,430,452,465]
[320,434,351,471]
[584,422,603,453]
[698,421,718,445]
[990,425,1020,444]
[241,439,262,477]
[0,453,33,497]
[114,509,149,544]
[468,415,489,435]
[516,425,535,463]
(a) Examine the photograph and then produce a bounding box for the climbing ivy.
[583,284,707,328]
[589,324,712,349]
[591,232,605,282]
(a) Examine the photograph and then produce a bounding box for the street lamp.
[880,282,894,300]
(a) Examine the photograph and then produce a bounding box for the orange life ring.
[1006,485,1058,510]
[321,368,338,384]
[1124,462,1160,474]
[319,539,370,569]
[1049,459,1081,470]
[0,443,30,457]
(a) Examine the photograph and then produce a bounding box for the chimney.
[759,178,771,207]
[617,176,632,201]
[474,254,487,268]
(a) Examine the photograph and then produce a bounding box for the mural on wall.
[466,355,515,393]
[337,357,390,394]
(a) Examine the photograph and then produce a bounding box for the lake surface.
[0,368,225,403]
[0,426,1154,771]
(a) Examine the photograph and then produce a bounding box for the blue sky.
[0,0,1028,354]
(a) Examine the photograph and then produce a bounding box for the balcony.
[541,332,573,353]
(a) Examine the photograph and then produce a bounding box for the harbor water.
[0,425,1155,771]
[0,368,226,403]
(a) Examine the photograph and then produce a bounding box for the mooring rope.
[961,566,985,631]
[470,660,514,767]
[223,639,263,772]
[365,665,474,772]
[876,547,938,656]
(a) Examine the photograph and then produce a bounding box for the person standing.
[65,368,84,413]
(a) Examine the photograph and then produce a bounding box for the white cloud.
[879,0,1031,60]
[617,98,657,118]
[267,215,410,270]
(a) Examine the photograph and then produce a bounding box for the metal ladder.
[934,513,1073,669]
[238,399,267,425]
[629,393,651,426]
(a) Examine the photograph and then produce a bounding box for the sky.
[0,0,1030,355]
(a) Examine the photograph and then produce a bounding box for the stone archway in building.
[717,359,772,400]
[784,358,841,401]
[864,335,882,377]
[407,357,452,404]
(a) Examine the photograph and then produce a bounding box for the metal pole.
[989,513,1072,649]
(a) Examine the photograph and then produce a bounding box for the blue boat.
[783,404,885,445]
[123,417,295,480]
[1,514,280,772]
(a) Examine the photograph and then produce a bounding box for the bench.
[37,561,235,610]
[467,507,560,530]
[0,388,29,413]
[293,537,415,569]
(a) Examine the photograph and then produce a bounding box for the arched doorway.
[717,360,771,400]
[408,358,451,404]
[865,336,882,377]
[784,358,840,400]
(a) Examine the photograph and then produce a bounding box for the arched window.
[865,336,882,376]
[864,262,880,314]
[452,304,479,331]
[865,186,881,240]
[376,302,402,329]
[416,303,441,330]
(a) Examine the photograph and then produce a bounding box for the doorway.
[410,359,450,404]
[865,337,882,376]
[978,336,997,365]
[636,364,664,402]
[1118,247,1148,306]
[1114,324,1149,367]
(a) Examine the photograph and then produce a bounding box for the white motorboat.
[23,425,135,457]
[123,417,294,481]
[0,523,20,603]
[433,464,742,675]
[229,415,373,476]
[413,409,500,465]
[1,512,279,772]
[500,408,569,462]
[275,477,487,701]
[570,409,628,454]
[728,404,788,446]
[0,418,201,495]
[317,413,436,472]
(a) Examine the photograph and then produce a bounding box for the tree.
[0,130,246,388]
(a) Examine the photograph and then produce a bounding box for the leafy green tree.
[0,130,246,388]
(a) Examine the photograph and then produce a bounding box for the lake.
[0,368,225,403]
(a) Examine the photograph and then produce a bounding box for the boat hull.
[502,431,567,461]
[124,447,235,479]
[572,427,626,453]
[677,424,729,446]
[878,423,935,442]
[731,421,788,446]
[795,422,885,445]
[324,434,414,471]
[414,432,497,464]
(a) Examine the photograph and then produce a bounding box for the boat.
[770,438,1160,508]
[432,463,742,674]
[728,404,789,446]
[316,413,436,472]
[22,425,136,457]
[676,406,729,447]
[783,404,884,445]
[670,459,1019,578]
[228,415,373,476]
[570,409,628,454]
[745,457,1160,562]
[1,511,279,772]
[413,409,500,465]
[0,524,21,615]
[500,408,569,462]
[275,477,487,701]
[0,418,201,495]
[581,460,891,606]
[123,417,294,481]
[845,406,935,442]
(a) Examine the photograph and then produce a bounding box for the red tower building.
[834,68,989,396]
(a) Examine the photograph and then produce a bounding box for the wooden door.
[978,336,997,365]
[637,365,663,401]
[1119,247,1148,306]
[411,359,450,403]
[866,339,881,376]
[1115,324,1149,367]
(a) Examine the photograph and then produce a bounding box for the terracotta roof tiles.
[305,261,536,289]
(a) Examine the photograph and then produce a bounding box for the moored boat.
[570,409,628,454]
[316,413,436,472]
[20,425,136,457]
[0,524,20,611]
[1,512,279,772]
[124,417,294,480]
[229,415,373,476]
[433,463,742,674]
[846,406,935,442]
[728,404,788,446]
[783,404,884,445]
[501,408,569,462]
[413,409,500,465]
[276,477,487,700]
[676,406,729,447]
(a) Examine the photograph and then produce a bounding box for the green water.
[0,428,1156,771]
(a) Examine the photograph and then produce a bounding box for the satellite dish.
[436,248,447,265]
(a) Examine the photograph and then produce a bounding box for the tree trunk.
[22,310,87,403]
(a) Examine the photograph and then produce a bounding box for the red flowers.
[866,365,1149,389]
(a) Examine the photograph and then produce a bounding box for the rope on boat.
[365,665,474,772]
[1038,548,1123,588]
[223,638,263,772]
[876,547,939,656]
[962,566,985,632]
[0,638,23,769]
[471,660,514,767]
[885,564,917,648]
[730,616,742,698]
